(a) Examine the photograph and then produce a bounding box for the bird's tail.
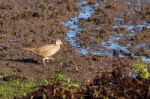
[20,48,35,52]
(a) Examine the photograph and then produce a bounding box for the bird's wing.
[39,44,56,51]
[34,44,56,57]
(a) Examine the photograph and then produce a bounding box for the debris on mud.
[0,0,150,98]
[18,66,150,99]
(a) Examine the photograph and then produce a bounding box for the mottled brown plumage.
[22,39,62,66]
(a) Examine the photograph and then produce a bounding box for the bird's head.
[56,39,63,45]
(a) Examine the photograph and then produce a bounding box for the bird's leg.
[49,57,54,60]
[43,57,54,67]
[43,57,49,67]
[43,58,46,67]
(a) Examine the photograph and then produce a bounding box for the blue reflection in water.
[64,1,150,63]
[64,1,95,54]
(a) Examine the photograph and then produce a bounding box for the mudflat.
[0,0,150,98]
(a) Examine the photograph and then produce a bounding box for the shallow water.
[64,1,150,63]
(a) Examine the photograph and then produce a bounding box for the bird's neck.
[56,44,61,46]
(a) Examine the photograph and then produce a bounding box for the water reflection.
[64,1,150,63]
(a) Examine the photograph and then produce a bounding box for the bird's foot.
[43,62,47,67]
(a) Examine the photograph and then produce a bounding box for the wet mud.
[0,0,150,98]
[22,66,150,99]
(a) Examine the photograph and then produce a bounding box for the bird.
[21,39,63,66]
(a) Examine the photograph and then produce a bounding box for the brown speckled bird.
[22,39,62,66]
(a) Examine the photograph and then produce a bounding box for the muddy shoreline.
[0,0,150,98]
